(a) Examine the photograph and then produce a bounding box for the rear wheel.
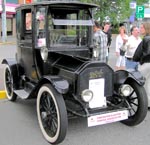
[37,84,68,144]
[121,81,148,126]
[4,65,17,101]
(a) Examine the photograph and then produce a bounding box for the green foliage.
[112,26,119,34]
[81,0,148,24]
[136,0,148,5]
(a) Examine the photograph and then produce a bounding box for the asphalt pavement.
[0,36,16,92]
[0,93,150,145]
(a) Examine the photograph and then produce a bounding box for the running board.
[14,89,29,99]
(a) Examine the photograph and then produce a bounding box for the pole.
[2,0,7,42]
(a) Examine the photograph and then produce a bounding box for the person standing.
[125,26,142,70]
[93,21,108,62]
[115,26,128,70]
[133,22,150,108]
[103,22,112,63]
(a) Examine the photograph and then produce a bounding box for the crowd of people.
[115,25,142,71]
[93,21,150,108]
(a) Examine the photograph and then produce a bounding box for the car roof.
[16,0,98,10]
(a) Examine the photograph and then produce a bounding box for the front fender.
[114,70,145,86]
[38,76,69,94]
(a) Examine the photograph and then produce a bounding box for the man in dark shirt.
[103,22,112,63]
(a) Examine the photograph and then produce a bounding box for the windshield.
[48,8,94,47]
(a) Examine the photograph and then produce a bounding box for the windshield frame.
[47,6,94,49]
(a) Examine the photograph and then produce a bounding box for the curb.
[0,91,7,99]
[0,42,16,45]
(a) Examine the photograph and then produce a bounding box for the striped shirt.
[93,30,108,62]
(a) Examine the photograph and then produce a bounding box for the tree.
[81,0,148,24]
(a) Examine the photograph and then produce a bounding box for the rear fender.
[2,58,22,89]
[2,58,24,75]
[2,58,18,68]
[114,70,145,86]
[38,76,69,94]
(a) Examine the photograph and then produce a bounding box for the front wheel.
[121,80,148,126]
[37,84,68,144]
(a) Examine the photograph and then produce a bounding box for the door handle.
[19,43,24,47]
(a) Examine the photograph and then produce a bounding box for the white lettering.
[138,7,143,13]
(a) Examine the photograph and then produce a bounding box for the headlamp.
[119,84,132,97]
[40,46,48,62]
[81,89,93,102]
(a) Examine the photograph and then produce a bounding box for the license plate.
[89,78,106,108]
[88,110,128,127]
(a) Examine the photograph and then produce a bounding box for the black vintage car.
[2,0,148,144]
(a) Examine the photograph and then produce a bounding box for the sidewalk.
[0,36,16,45]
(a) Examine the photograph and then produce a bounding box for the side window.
[20,9,32,40]
[26,12,32,30]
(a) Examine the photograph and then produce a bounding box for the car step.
[14,89,29,99]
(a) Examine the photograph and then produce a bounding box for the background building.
[0,0,32,37]
[143,8,150,21]
[0,0,20,36]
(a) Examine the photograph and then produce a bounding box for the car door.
[16,8,38,81]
